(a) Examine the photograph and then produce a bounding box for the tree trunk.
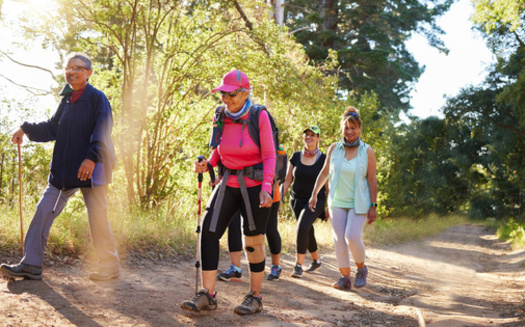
[270,0,285,26]
[119,68,137,205]
[319,0,339,48]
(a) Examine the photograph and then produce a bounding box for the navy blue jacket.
[22,84,117,189]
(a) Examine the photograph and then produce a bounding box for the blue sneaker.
[217,264,242,282]
[267,265,282,280]
[333,275,351,290]
[354,266,368,288]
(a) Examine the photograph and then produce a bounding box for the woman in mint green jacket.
[308,106,378,290]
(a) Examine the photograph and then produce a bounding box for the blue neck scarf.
[343,137,360,148]
[225,99,251,120]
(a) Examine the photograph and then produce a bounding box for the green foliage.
[284,0,453,112]
[472,0,525,33]
[4,0,498,237]
[14,0,345,209]
[381,117,469,217]
[441,74,525,219]
[486,218,525,249]
[0,95,53,207]
[388,0,525,221]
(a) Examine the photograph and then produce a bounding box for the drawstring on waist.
[52,189,62,214]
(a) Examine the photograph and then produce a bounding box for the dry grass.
[0,192,470,262]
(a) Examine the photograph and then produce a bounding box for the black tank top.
[290,151,326,200]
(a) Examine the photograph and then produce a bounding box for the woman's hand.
[259,190,273,208]
[208,178,220,187]
[308,195,317,212]
[78,159,95,181]
[367,206,377,225]
[321,208,330,221]
[194,159,208,174]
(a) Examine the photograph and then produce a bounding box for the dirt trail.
[1,224,524,326]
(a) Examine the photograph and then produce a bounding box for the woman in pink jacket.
[181,70,275,315]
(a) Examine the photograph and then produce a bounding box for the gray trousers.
[21,184,119,269]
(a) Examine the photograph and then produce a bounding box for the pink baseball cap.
[211,69,250,93]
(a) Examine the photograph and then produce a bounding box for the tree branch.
[513,31,525,49]
[289,26,312,35]
[0,73,51,96]
[0,51,56,79]
[491,119,525,134]
[231,0,253,30]
[230,0,270,56]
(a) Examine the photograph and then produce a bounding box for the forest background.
[1,0,525,258]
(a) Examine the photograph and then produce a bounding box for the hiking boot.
[0,263,42,280]
[306,260,321,272]
[354,266,368,288]
[290,264,303,278]
[234,291,262,315]
[180,289,218,312]
[333,276,351,290]
[217,264,242,282]
[89,267,120,281]
[267,265,282,280]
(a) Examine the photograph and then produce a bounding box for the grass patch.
[485,218,525,250]
[364,213,469,247]
[0,193,471,262]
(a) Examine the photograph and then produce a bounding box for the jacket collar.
[62,83,94,101]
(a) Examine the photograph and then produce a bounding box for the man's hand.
[78,159,96,181]
[12,128,25,145]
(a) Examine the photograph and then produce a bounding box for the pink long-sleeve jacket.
[209,109,276,194]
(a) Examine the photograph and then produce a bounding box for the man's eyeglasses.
[220,88,245,98]
[65,66,88,73]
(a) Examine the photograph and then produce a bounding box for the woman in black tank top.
[282,125,329,278]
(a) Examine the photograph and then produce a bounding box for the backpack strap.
[209,106,226,149]
[247,105,266,149]
[211,104,269,150]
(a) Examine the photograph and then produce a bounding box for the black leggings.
[227,200,281,255]
[201,185,270,272]
[290,196,326,255]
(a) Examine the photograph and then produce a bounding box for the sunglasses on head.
[220,89,244,98]
[345,112,359,119]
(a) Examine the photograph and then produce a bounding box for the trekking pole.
[194,156,215,295]
[17,142,24,254]
[195,155,205,295]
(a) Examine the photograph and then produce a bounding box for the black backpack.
[209,105,287,184]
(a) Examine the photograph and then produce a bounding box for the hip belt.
[209,168,257,233]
